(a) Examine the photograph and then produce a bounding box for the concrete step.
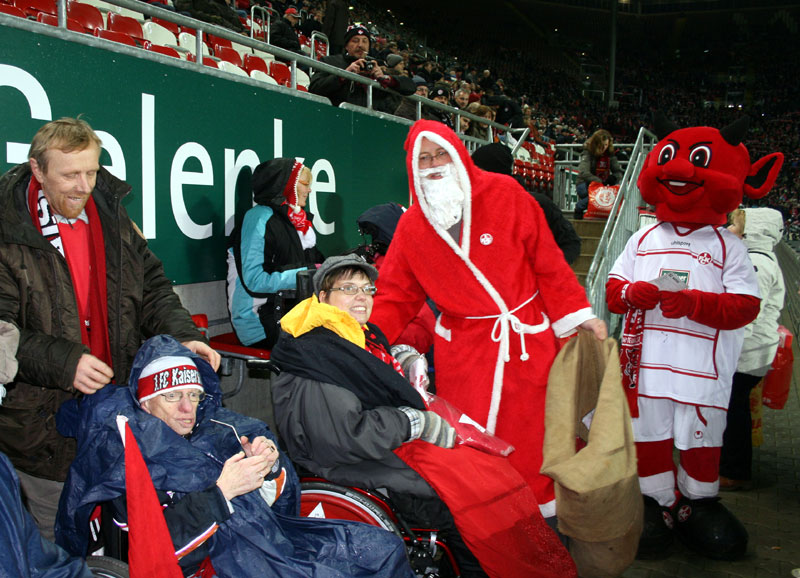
[570,217,608,237]
[572,254,594,273]
[581,236,600,254]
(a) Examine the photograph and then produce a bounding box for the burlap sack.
[541,330,642,578]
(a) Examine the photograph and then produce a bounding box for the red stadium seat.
[0,3,26,17]
[186,53,218,67]
[14,0,56,18]
[143,40,180,58]
[107,12,144,43]
[269,60,291,86]
[37,11,85,32]
[67,1,104,33]
[214,45,242,67]
[243,53,269,75]
[206,33,231,50]
[150,16,179,36]
[93,27,137,46]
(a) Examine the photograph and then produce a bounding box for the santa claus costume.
[371,120,597,518]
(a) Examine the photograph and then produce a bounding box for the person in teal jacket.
[226,158,323,348]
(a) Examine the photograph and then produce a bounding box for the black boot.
[636,495,674,559]
[673,496,748,560]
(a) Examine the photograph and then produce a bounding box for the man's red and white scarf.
[28,177,113,371]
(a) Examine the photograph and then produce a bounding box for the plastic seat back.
[141,20,177,47]
[67,1,104,32]
[93,27,137,46]
[107,12,143,42]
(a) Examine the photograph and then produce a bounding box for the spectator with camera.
[309,25,415,113]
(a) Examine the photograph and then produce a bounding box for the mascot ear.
[653,111,679,140]
[744,152,784,200]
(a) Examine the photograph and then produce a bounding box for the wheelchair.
[205,327,461,578]
[300,478,460,578]
[86,556,129,578]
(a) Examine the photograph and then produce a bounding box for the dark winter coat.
[309,53,416,112]
[0,163,203,481]
[269,16,302,54]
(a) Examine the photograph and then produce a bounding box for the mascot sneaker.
[636,496,674,559]
[674,496,748,560]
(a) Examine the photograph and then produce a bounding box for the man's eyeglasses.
[160,390,206,404]
[328,284,378,296]
[418,149,451,168]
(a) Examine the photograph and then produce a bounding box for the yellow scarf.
[279,295,366,349]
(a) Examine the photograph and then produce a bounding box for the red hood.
[404,120,478,207]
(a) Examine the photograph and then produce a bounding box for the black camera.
[361,60,375,72]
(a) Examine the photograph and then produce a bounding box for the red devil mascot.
[606,115,783,560]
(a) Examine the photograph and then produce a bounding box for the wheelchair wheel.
[301,481,402,536]
[86,556,129,578]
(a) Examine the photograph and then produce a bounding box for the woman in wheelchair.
[55,335,414,578]
[270,255,577,578]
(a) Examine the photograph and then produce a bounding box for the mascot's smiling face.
[638,116,784,225]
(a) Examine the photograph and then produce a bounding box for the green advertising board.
[0,20,412,284]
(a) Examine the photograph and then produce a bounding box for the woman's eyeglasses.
[328,285,378,296]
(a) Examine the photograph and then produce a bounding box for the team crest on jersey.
[660,269,689,285]
[479,233,493,246]
[696,252,713,265]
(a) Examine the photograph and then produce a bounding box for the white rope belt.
[464,292,550,434]
[465,292,550,363]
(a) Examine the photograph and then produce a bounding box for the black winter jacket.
[0,163,204,480]
[309,53,416,112]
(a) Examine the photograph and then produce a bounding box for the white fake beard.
[418,163,465,230]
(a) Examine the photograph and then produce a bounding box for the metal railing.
[776,242,800,336]
[2,0,522,137]
[582,126,659,336]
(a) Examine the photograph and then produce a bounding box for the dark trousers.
[720,372,762,480]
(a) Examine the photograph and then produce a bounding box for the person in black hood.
[226,158,323,349]
[471,143,582,264]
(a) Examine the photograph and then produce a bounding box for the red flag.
[119,418,184,578]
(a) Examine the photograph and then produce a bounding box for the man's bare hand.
[181,340,221,371]
[579,317,608,340]
[216,451,270,500]
[73,354,114,394]
[241,435,279,470]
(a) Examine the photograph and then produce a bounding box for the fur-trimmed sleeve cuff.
[550,307,595,338]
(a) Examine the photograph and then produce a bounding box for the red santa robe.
[371,120,595,515]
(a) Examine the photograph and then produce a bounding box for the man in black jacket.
[0,117,219,540]
[310,25,415,113]
[269,6,303,55]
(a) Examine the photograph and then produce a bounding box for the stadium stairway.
[569,217,605,287]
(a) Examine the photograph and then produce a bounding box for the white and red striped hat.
[137,356,203,403]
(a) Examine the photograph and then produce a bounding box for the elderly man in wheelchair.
[55,334,414,578]
[269,255,577,578]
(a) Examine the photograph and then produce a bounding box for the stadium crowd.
[199,0,797,235]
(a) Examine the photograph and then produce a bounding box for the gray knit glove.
[398,406,456,449]
[391,344,430,390]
